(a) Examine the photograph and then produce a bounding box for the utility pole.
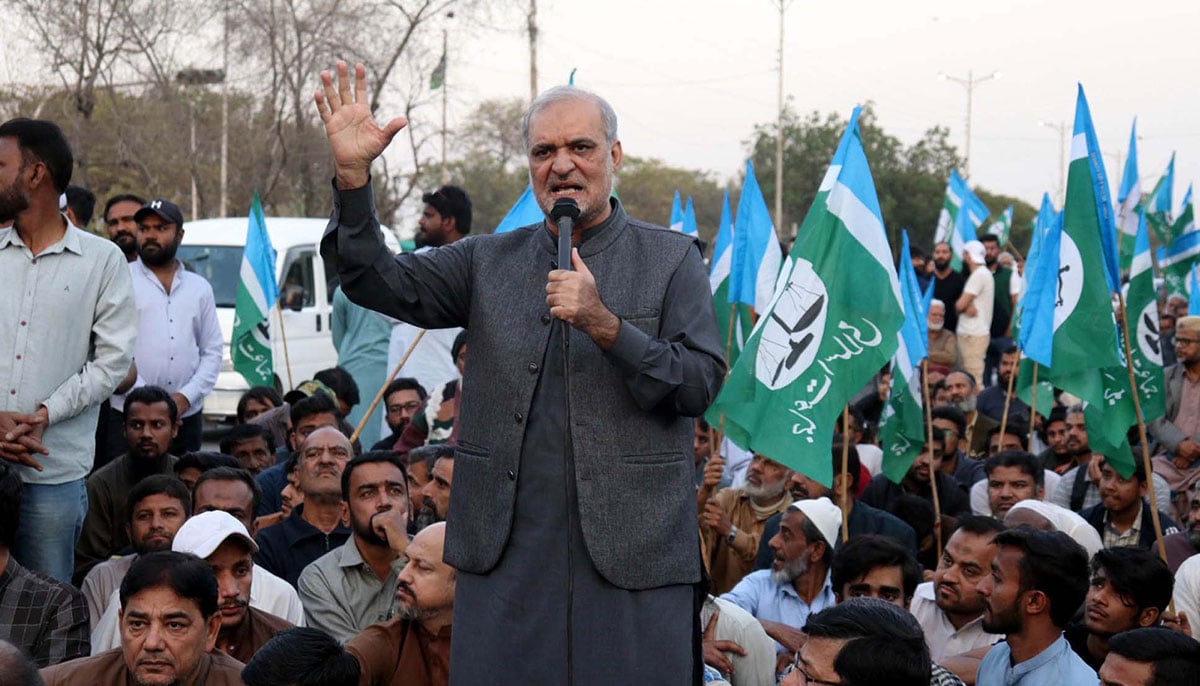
[1040,120,1068,205]
[440,27,449,185]
[219,0,229,217]
[938,69,1000,179]
[527,0,538,101]
[773,0,791,240]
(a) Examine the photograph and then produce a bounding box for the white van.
[178,217,401,424]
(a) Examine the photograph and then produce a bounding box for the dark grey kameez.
[321,185,724,686]
[450,215,695,685]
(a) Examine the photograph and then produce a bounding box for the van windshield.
[177,245,243,307]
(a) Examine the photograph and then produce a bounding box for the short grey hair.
[929,298,946,311]
[521,85,618,149]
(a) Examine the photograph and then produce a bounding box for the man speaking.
[315,62,725,684]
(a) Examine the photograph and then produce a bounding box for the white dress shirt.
[911,581,1002,662]
[116,258,222,418]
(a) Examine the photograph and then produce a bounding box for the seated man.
[754,444,918,571]
[699,594,776,686]
[371,377,427,452]
[1149,315,1200,512]
[1064,547,1173,672]
[829,534,921,607]
[1162,480,1200,572]
[41,551,244,684]
[782,598,932,686]
[219,423,278,477]
[81,475,190,629]
[978,451,1045,519]
[701,453,793,594]
[346,522,454,686]
[241,627,360,686]
[255,426,353,587]
[1081,458,1180,551]
[933,405,986,490]
[0,466,88,668]
[1050,405,1172,514]
[91,473,305,651]
[722,498,840,656]
[910,515,1005,662]
[1036,407,1071,473]
[74,386,181,584]
[861,439,971,517]
[1100,627,1200,686]
[299,452,410,643]
[174,511,292,663]
[416,446,454,531]
[975,345,1029,426]
[193,467,305,625]
[975,528,1094,685]
[254,392,343,518]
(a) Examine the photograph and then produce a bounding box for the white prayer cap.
[789,496,841,548]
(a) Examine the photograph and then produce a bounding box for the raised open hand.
[314,61,408,190]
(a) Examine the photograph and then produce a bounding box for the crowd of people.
[3,66,1200,686]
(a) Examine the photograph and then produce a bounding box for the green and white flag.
[878,231,929,483]
[1127,210,1167,423]
[1115,119,1140,272]
[231,192,279,388]
[934,169,990,270]
[986,205,1014,246]
[710,108,904,486]
[1144,153,1175,244]
[1047,86,1135,476]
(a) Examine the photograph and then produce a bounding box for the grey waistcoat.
[324,192,724,590]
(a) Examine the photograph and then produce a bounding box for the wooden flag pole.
[1028,364,1039,451]
[1116,292,1170,564]
[840,405,850,543]
[998,348,1021,446]
[706,303,741,502]
[350,329,427,444]
[921,359,943,562]
[274,303,294,390]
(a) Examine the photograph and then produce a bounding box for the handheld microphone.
[551,198,581,272]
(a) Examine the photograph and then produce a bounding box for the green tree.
[747,103,964,251]
[614,157,727,245]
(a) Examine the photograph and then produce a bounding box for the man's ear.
[610,139,623,171]
[1137,607,1161,628]
[204,612,222,650]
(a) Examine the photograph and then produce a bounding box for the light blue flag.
[682,196,698,236]
[1116,121,1141,272]
[669,190,684,232]
[1018,206,1063,368]
[729,160,782,313]
[1073,84,1122,295]
[1183,184,1194,218]
[899,231,930,358]
[1191,264,1200,316]
[494,184,546,233]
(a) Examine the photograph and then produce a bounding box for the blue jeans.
[12,479,87,583]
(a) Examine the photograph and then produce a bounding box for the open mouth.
[550,182,583,198]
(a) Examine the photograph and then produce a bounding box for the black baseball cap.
[134,199,185,227]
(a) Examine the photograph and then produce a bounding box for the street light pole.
[220,0,229,217]
[773,0,790,241]
[1039,120,1068,205]
[938,69,1000,179]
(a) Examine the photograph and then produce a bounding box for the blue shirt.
[720,569,836,650]
[976,636,1098,686]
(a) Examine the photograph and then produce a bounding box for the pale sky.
[444,0,1200,218]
